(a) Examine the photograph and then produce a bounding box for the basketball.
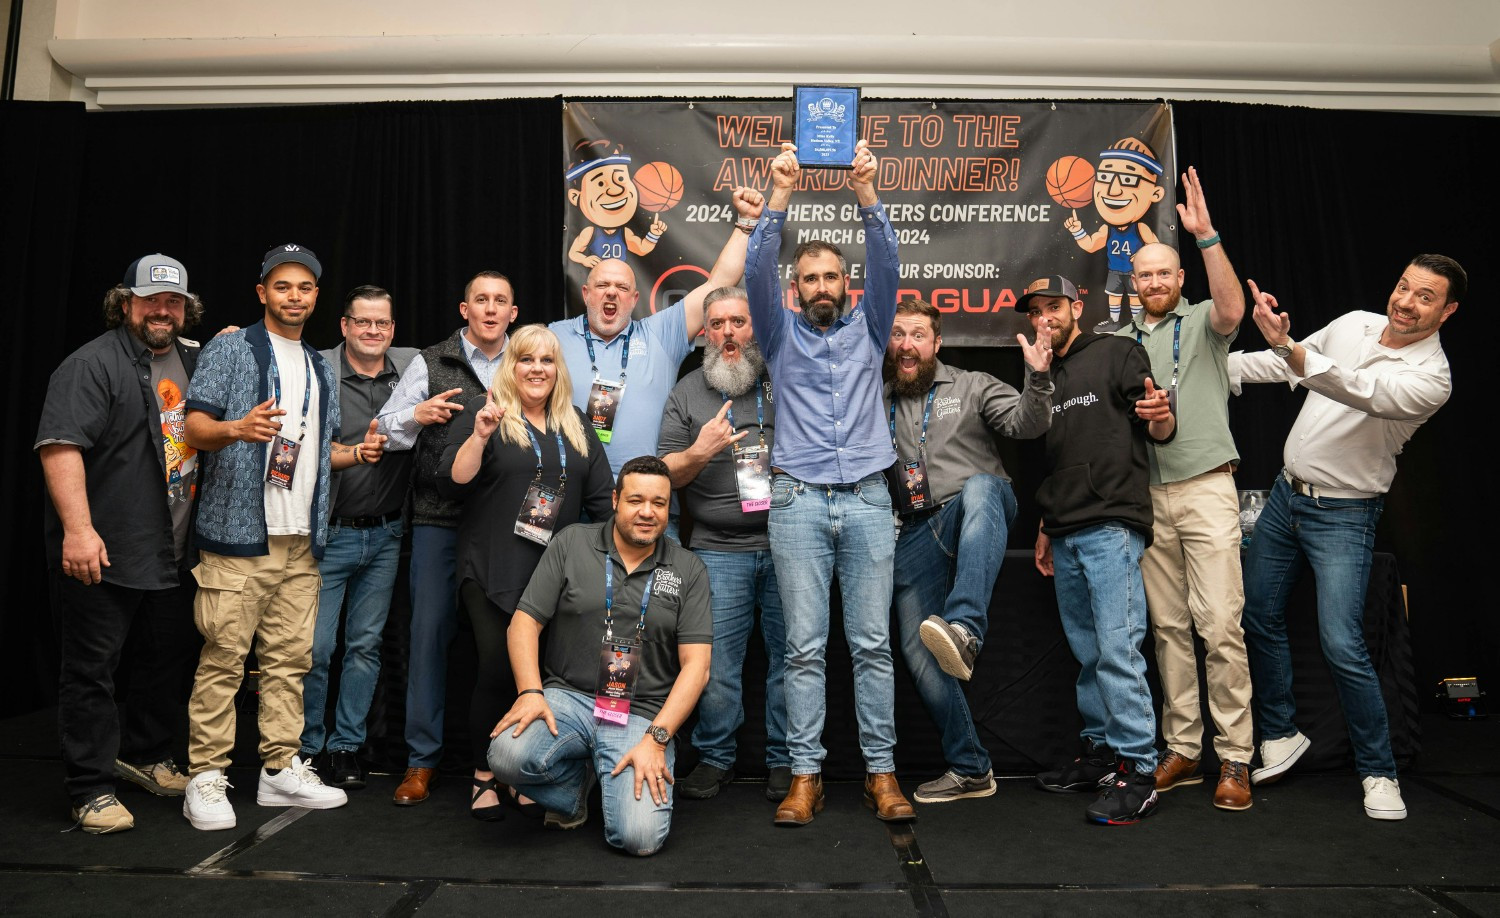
[1045,155,1095,209]
[634,161,684,212]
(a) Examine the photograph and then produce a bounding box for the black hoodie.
[1036,332,1173,544]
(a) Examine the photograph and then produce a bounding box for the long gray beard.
[703,340,766,396]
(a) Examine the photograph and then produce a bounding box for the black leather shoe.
[328,750,365,790]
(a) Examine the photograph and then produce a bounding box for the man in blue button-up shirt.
[744,139,913,827]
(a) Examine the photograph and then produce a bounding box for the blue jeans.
[405,524,459,768]
[689,548,788,771]
[488,688,675,856]
[301,517,404,756]
[1241,475,1394,778]
[892,474,1015,776]
[768,472,897,774]
[1051,522,1158,775]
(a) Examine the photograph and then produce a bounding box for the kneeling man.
[489,456,712,855]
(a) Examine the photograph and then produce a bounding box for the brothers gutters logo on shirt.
[653,569,682,599]
[934,395,961,421]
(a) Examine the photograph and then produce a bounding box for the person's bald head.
[582,258,639,340]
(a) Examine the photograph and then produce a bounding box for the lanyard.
[888,384,937,458]
[603,556,655,641]
[269,344,313,443]
[525,419,569,487]
[721,382,767,448]
[582,317,631,384]
[1137,315,1183,390]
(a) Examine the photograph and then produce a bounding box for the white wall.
[16,0,1500,111]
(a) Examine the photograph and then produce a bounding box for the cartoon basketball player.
[1062,137,1165,333]
[566,138,668,269]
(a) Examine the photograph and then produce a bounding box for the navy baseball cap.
[260,243,322,282]
[124,253,189,296]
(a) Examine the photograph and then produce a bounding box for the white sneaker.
[257,755,348,809]
[1250,731,1311,785]
[184,770,236,831]
[1362,776,1407,820]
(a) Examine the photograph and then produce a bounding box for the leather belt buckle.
[337,510,400,529]
[1282,470,1319,499]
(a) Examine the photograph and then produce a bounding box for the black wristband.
[518,688,544,697]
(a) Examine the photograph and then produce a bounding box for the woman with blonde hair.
[438,324,613,820]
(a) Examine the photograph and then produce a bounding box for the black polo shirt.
[321,344,417,520]
[36,325,200,589]
[517,521,712,721]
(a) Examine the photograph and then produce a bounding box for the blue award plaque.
[794,86,860,169]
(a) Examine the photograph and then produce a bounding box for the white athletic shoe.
[184,770,237,831]
[1250,731,1311,785]
[1362,776,1408,820]
[257,755,349,809]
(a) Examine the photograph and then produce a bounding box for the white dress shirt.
[1229,310,1451,498]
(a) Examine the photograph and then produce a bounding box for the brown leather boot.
[1213,760,1252,811]
[773,773,824,826]
[864,772,916,822]
[393,767,436,805]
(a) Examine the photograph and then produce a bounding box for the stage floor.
[2,706,1498,918]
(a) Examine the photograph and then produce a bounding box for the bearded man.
[883,297,1053,805]
[1110,167,1257,812]
[657,286,789,803]
[37,254,209,832]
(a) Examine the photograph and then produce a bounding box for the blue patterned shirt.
[185,322,340,558]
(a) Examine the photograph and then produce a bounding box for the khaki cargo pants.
[187,536,321,773]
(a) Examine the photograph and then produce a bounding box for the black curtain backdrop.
[2,97,1492,761]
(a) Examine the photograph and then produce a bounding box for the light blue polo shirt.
[550,299,692,477]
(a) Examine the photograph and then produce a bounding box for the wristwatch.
[1271,340,1294,360]
[647,725,671,746]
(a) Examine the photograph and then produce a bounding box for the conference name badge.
[733,445,772,513]
[588,379,623,444]
[266,436,301,490]
[514,484,561,546]
[899,459,933,512]
[594,638,640,725]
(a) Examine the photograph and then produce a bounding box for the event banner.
[561,100,1175,346]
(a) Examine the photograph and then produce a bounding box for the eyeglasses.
[345,317,393,331]
[1095,169,1156,188]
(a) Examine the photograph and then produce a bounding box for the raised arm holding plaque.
[794,86,861,170]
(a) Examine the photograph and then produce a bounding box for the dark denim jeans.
[1241,475,1395,778]
[892,474,1016,776]
[301,517,403,756]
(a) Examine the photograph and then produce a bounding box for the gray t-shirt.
[656,368,776,551]
[516,521,713,721]
[150,346,197,562]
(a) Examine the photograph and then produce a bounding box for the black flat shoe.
[470,776,505,822]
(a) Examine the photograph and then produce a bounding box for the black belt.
[334,510,402,528]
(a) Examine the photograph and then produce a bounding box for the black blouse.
[437,396,614,611]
